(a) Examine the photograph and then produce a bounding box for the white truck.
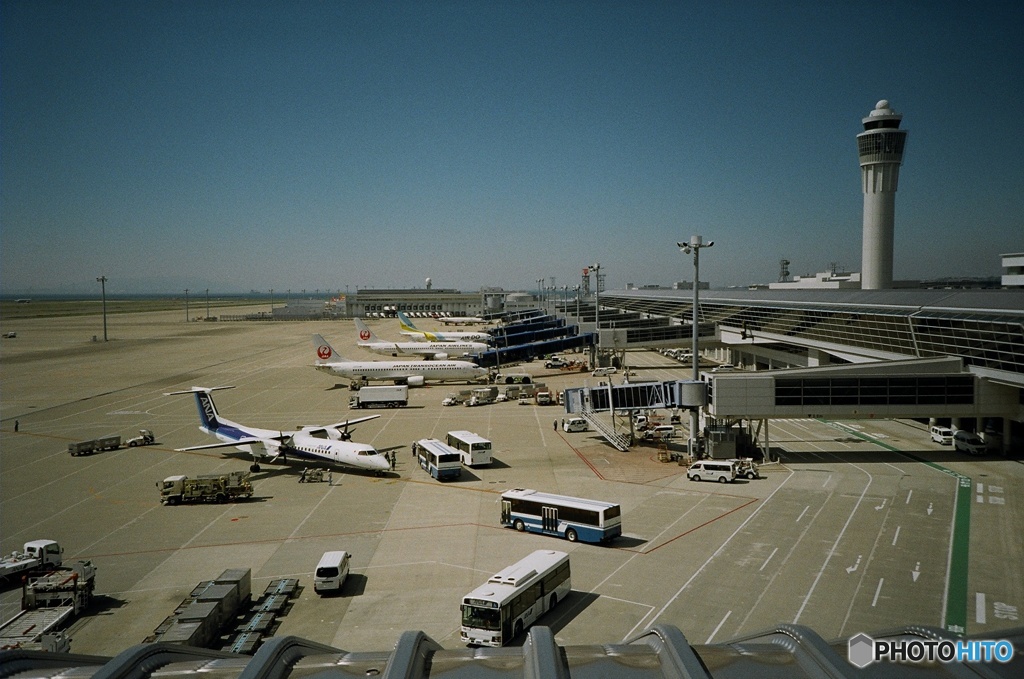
[466,386,498,406]
[0,539,63,580]
[349,384,409,409]
[159,471,254,505]
[0,559,96,652]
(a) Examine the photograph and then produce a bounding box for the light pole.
[184,288,189,323]
[590,263,601,361]
[678,236,714,456]
[205,288,210,319]
[96,276,108,341]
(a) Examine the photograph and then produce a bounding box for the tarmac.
[1,306,1022,656]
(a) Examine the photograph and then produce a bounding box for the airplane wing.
[176,434,290,452]
[327,414,381,429]
[175,437,266,452]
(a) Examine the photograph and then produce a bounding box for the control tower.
[857,100,908,289]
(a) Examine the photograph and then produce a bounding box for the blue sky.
[2,1,1021,295]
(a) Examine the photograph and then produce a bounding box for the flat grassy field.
[0,297,264,320]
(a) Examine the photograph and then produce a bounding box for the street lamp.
[184,288,189,323]
[590,263,601,359]
[678,236,714,456]
[97,276,108,341]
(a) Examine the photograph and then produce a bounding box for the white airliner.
[438,314,490,325]
[355,318,487,359]
[396,311,491,342]
[166,386,390,474]
[313,334,488,387]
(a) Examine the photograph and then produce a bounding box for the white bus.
[446,430,493,466]
[414,438,462,481]
[460,550,571,647]
[500,488,622,544]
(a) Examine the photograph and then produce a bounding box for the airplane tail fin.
[313,334,348,364]
[165,386,234,433]
[396,311,419,333]
[354,318,381,344]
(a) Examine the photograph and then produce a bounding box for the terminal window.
[774,375,973,408]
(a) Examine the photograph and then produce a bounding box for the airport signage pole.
[97,276,108,341]
[678,237,713,457]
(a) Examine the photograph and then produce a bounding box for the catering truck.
[348,384,409,409]
[159,471,254,505]
[0,540,63,580]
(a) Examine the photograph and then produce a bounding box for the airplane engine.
[404,376,425,387]
[431,352,450,360]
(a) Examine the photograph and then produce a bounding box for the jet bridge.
[563,358,1009,452]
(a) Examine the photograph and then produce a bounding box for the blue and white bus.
[460,550,571,647]
[500,488,622,544]
[445,430,493,466]
[415,438,462,480]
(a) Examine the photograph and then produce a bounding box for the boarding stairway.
[579,404,632,452]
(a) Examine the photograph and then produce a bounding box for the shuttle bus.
[500,488,622,544]
[460,550,570,647]
[414,438,462,481]
[446,430,493,466]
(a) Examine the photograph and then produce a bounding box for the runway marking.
[872,578,884,607]
[759,547,778,572]
[706,610,731,644]
[793,461,873,624]
[627,467,795,638]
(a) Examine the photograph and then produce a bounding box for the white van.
[930,426,954,445]
[686,460,737,484]
[563,417,588,433]
[314,550,351,595]
[643,425,676,440]
[953,430,986,455]
[592,367,617,377]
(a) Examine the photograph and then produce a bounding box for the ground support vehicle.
[500,488,622,544]
[125,429,156,446]
[0,540,63,580]
[147,568,253,649]
[729,458,760,479]
[460,550,571,647]
[0,607,72,651]
[22,560,97,612]
[1,560,97,651]
[686,460,737,484]
[159,471,254,505]
[493,371,532,384]
[466,386,498,406]
[534,389,554,405]
[67,435,121,456]
[442,390,472,406]
[349,385,408,408]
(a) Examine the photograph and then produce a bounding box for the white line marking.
[794,462,873,624]
[872,578,884,607]
[796,505,809,522]
[892,525,901,546]
[759,547,779,572]
[977,592,987,624]
[706,610,732,644]
[906,489,913,504]
[977,482,984,493]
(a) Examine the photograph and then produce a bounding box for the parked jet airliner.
[313,334,487,387]
[396,311,490,342]
[166,386,389,474]
[354,318,487,359]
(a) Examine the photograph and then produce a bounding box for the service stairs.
[580,406,632,452]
